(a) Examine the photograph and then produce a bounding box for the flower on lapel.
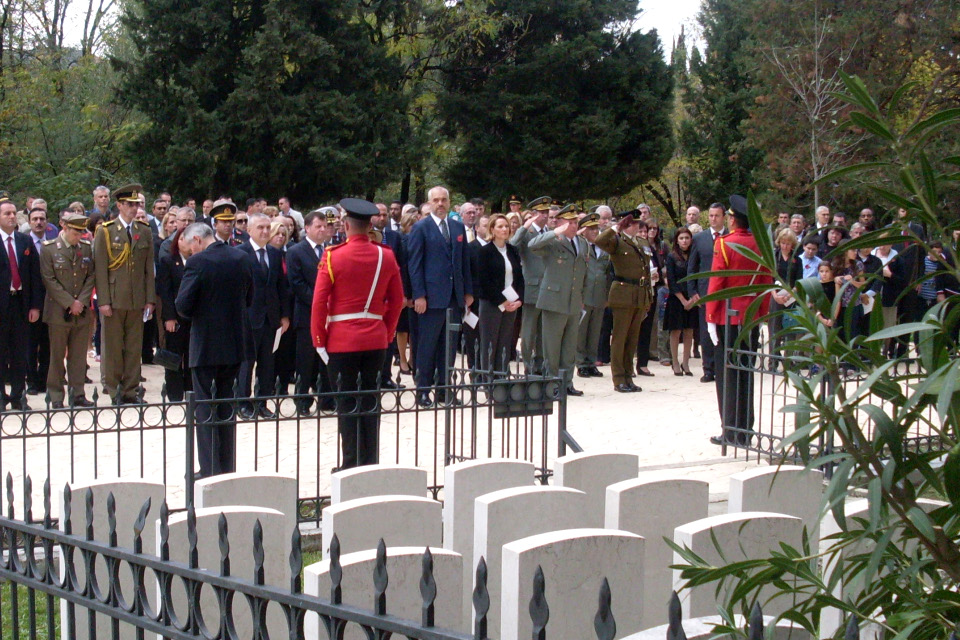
[457,234,463,242]
[134,235,140,242]
[23,248,30,256]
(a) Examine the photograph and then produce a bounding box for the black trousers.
[191,364,240,477]
[380,338,398,384]
[26,320,49,391]
[327,349,385,470]
[0,295,28,407]
[240,324,276,400]
[714,324,759,444]
[414,307,459,390]
[163,325,191,401]
[141,315,157,363]
[295,327,330,409]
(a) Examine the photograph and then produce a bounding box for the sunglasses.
[236,218,249,223]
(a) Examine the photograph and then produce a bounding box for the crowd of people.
[0,185,956,426]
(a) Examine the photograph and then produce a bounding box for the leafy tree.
[673,74,960,639]
[436,0,674,202]
[116,0,408,204]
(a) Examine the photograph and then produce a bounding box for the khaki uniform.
[595,227,653,387]
[529,231,588,387]
[577,243,610,366]
[93,218,156,402]
[510,224,547,373]
[40,234,95,403]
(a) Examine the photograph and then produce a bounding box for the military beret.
[527,196,551,212]
[0,190,10,204]
[339,198,379,221]
[579,213,600,229]
[588,205,600,215]
[551,198,564,208]
[112,183,143,203]
[210,199,238,221]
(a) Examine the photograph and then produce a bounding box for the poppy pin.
[134,235,140,242]
[457,234,463,242]
[23,248,30,256]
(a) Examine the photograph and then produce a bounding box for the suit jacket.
[406,215,473,310]
[156,250,187,322]
[0,231,44,319]
[477,241,525,305]
[582,243,610,308]
[382,228,411,299]
[236,241,291,331]
[176,242,254,367]
[467,239,485,313]
[509,225,546,305]
[39,235,95,326]
[286,239,321,330]
[688,228,726,298]
[528,232,588,316]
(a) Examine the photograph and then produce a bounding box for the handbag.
[153,348,182,371]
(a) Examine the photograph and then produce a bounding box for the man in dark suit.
[460,201,482,370]
[286,210,332,414]
[25,206,57,395]
[688,203,727,383]
[176,221,253,477]
[378,216,408,390]
[236,212,291,417]
[406,185,473,406]
[0,198,43,411]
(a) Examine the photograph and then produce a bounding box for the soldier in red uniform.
[705,195,773,446]
[311,198,404,469]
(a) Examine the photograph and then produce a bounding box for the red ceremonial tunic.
[311,235,404,353]
[705,228,773,325]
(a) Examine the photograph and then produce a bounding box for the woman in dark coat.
[477,214,525,379]
[156,228,192,400]
[663,227,698,375]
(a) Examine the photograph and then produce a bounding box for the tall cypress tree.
[116,0,407,202]
[437,0,674,201]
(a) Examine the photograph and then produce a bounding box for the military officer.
[93,184,156,404]
[510,196,551,374]
[209,200,243,246]
[576,213,608,378]
[40,212,95,408]
[705,195,772,446]
[528,205,588,396]
[595,212,652,393]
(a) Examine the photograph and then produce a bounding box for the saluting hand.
[554,222,570,237]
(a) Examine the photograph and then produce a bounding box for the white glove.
[707,323,719,346]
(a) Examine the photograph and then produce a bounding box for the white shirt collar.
[306,237,319,251]
[430,213,448,228]
[249,238,267,252]
[0,230,14,244]
[477,238,488,246]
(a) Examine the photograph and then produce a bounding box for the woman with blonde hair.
[159,211,179,239]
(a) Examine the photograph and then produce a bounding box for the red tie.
[6,237,21,291]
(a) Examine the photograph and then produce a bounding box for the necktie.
[440,219,450,243]
[467,227,475,242]
[315,245,322,260]
[258,248,267,271]
[6,237,21,290]
[570,238,578,257]
[713,231,719,242]
[126,224,133,244]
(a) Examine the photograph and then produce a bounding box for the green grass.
[0,582,60,640]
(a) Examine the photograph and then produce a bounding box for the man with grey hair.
[176,221,253,477]
[159,208,196,257]
[597,205,614,230]
[636,203,652,222]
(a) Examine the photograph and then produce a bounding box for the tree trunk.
[400,164,411,204]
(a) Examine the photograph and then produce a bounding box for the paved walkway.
[1,352,771,519]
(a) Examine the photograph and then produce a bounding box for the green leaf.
[839,70,880,116]
[812,161,891,187]
[860,404,903,460]
[934,361,959,424]
[865,322,935,342]
[867,186,919,213]
[850,112,895,141]
[903,107,960,141]
[906,507,936,541]
[944,445,960,507]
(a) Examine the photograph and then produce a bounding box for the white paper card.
[315,347,330,364]
[463,309,479,329]
[861,295,875,314]
[776,289,796,307]
[142,308,153,322]
[502,286,520,302]
[272,327,283,353]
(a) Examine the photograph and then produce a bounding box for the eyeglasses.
[236,218,248,224]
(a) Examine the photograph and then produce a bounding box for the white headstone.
[331,465,428,504]
[321,495,441,555]
[195,471,297,538]
[162,506,291,640]
[555,452,639,526]
[501,528,645,640]
[473,485,589,635]
[58,478,165,640]
[304,546,462,640]
[605,477,709,627]
[442,458,534,624]
[728,465,823,543]
[674,512,804,618]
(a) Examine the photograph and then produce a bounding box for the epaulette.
[42,238,56,245]
[134,219,150,227]
[102,219,117,228]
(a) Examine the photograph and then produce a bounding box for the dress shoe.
[615,383,633,393]
[256,405,276,419]
[84,376,92,383]
[26,386,40,396]
[709,435,735,446]
[565,386,584,397]
[577,367,592,378]
[51,401,64,409]
[637,369,654,377]
[72,397,94,408]
[589,367,603,377]
[416,393,433,408]
[700,374,715,383]
[627,382,642,392]
[682,366,693,377]
[238,406,256,420]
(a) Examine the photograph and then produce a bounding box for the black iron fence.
[715,310,944,474]
[0,474,874,640]
[0,314,569,526]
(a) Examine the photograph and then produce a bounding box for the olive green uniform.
[529,231,588,387]
[93,218,156,402]
[577,242,610,367]
[510,224,547,374]
[595,227,652,387]
[40,234,95,403]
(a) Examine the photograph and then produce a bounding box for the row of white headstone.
[55,453,942,640]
